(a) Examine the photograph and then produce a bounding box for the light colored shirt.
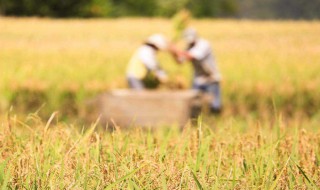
[127,45,166,80]
[188,38,221,83]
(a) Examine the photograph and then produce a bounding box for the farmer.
[171,28,222,113]
[126,34,168,89]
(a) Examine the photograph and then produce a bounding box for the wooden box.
[85,89,201,127]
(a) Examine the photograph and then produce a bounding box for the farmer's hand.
[168,43,179,54]
[155,70,168,84]
[158,74,169,84]
[168,44,185,64]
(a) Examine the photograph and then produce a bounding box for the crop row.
[1,80,319,121]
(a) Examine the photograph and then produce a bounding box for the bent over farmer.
[126,34,168,89]
[172,28,222,113]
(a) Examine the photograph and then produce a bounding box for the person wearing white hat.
[126,34,168,89]
[172,28,222,113]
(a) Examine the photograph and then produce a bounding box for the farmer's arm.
[168,44,194,64]
[186,41,210,61]
[169,41,210,63]
[141,52,168,83]
[176,50,194,62]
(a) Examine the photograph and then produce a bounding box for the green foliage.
[273,0,320,19]
[141,72,161,89]
[83,0,113,17]
[240,0,320,19]
[157,0,189,17]
[187,0,238,17]
[105,0,156,17]
[1,0,320,19]
[172,9,191,41]
[0,0,90,17]
[0,0,239,18]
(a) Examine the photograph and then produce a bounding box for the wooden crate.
[84,89,201,127]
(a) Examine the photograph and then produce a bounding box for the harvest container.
[85,89,201,127]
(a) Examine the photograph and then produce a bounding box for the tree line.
[0,0,319,19]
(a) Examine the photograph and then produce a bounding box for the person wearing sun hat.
[126,34,169,89]
[171,28,222,113]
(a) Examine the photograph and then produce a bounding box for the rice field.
[1,18,320,117]
[1,113,320,189]
[0,17,320,189]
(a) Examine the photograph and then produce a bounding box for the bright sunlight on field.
[1,18,320,118]
[1,18,320,189]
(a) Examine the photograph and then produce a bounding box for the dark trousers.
[193,81,222,110]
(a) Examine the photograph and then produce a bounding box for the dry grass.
[0,113,319,189]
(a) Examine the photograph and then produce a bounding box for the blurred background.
[1,0,320,19]
[0,0,320,124]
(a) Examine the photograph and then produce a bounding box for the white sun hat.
[147,34,168,50]
[183,28,198,44]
